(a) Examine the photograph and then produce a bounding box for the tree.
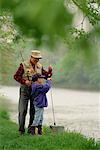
[0,0,100,89]
[0,12,18,84]
[0,0,100,48]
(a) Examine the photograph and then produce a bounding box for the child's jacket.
[31,80,52,108]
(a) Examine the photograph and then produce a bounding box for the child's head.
[32,73,45,84]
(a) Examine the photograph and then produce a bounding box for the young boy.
[28,73,52,135]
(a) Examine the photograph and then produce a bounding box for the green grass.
[0,97,100,150]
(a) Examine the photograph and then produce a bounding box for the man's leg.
[18,85,29,134]
[28,98,35,128]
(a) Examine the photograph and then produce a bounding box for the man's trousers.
[18,85,35,132]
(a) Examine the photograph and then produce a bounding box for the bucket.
[50,125,65,133]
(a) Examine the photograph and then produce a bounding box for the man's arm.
[13,63,26,84]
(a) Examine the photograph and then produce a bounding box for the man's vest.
[22,60,42,81]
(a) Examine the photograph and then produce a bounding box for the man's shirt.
[14,63,52,85]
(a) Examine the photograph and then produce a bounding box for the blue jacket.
[31,80,52,108]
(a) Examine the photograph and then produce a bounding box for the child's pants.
[32,106,44,126]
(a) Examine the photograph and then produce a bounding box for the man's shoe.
[28,126,36,135]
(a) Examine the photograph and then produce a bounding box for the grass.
[0,97,100,150]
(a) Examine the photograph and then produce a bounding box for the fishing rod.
[19,49,30,80]
[19,49,24,62]
[50,87,56,126]
[48,58,56,126]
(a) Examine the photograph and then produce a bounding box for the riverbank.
[0,98,100,150]
[0,86,100,139]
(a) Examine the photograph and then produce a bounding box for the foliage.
[53,48,100,89]
[0,12,17,84]
[1,0,100,47]
[0,0,100,89]
[0,0,73,47]
[71,0,100,25]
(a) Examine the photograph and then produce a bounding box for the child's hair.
[32,73,45,82]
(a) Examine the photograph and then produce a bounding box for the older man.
[14,50,52,134]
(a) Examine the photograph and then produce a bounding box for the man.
[14,50,52,134]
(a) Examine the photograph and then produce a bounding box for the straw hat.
[31,50,42,59]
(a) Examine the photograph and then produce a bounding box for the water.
[0,85,100,139]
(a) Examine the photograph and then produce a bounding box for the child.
[28,73,52,135]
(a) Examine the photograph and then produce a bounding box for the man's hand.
[47,65,52,78]
[47,77,52,80]
[25,80,32,86]
[48,65,52,72]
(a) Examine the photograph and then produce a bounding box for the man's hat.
[32,73,45,82]
[31,50,42,59]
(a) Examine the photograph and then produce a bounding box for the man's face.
[30,56,40,65]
